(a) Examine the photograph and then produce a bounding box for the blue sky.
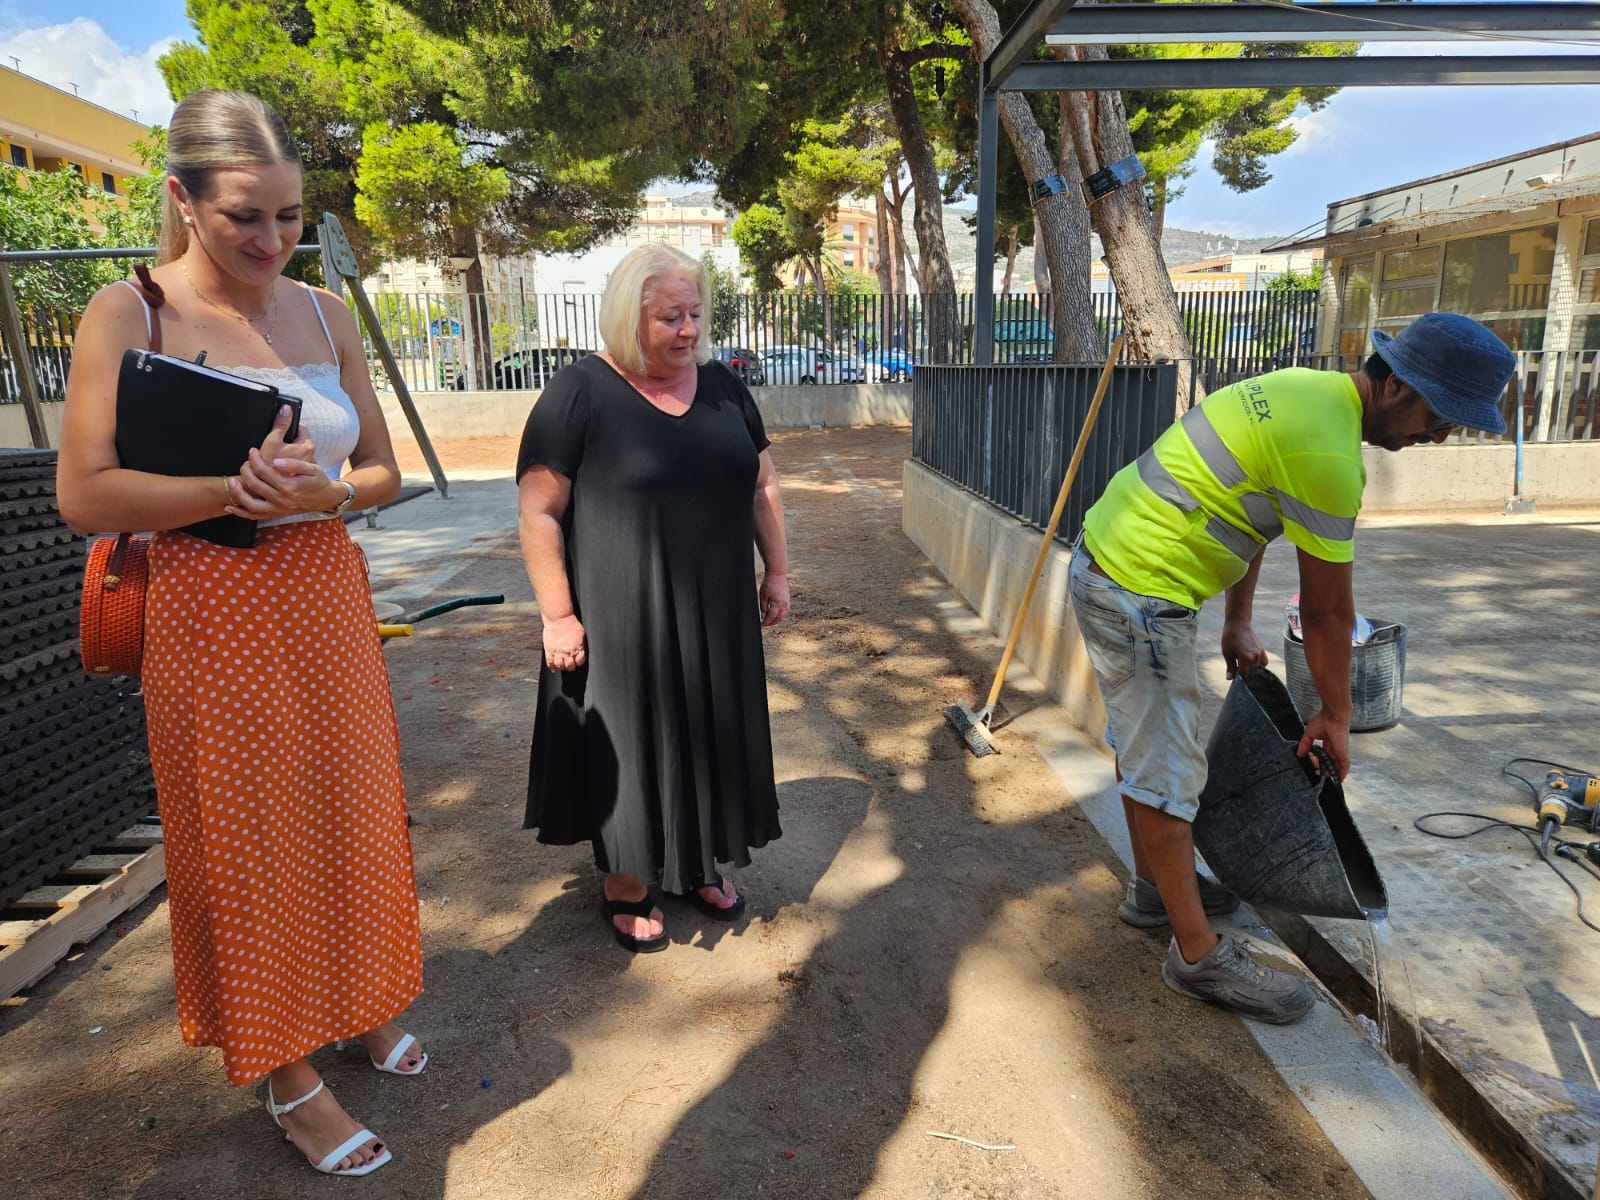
[6,3,1600,241]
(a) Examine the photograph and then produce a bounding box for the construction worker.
[1069,312,1515,1023]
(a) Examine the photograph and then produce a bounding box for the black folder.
[114,349,303,548]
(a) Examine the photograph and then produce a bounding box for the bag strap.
[102,533,133,592]
[130,263,165,355]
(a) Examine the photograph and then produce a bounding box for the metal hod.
[1192,669,1387,921]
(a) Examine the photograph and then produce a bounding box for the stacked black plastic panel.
[0,449,156,910]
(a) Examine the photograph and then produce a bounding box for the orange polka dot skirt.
[141,518,423,1086]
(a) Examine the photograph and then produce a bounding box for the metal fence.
[0,280,1321,399]
[912,361,1179,544]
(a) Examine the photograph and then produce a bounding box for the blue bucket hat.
[1370,313,1515,435]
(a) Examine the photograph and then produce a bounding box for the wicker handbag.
[79,263,164,677]
[80,532,150,675]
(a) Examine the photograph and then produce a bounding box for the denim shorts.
[1067,546,1206,823]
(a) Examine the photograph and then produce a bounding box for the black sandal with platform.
[603,894,669,953]
[686,879,747,921]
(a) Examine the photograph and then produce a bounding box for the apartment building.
[0,64,148,200]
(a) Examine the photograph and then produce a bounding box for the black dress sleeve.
[715,360,770,453]
[515,361,592,480]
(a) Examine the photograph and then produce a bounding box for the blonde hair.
[598,244,713,374]
[157,89,302,264]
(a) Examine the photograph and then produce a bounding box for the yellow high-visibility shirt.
[1082,368,1366,609]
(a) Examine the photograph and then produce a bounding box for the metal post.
[0,248,50,450]
[975,64,999,367]
[318,214,450,500]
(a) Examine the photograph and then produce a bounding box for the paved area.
[350,453,1600,1199]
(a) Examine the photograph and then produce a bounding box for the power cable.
[1413,754,1600,934]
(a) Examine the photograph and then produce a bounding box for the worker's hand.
[542,613,586,672]
[1220,618,1268,679]
[759,572,790,628]
[1297,711,1351,781]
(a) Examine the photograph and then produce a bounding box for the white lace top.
[125,280,361,528]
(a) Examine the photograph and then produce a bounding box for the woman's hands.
[224,406,336,520]
[759,572,790,628]
[542,613,587,672]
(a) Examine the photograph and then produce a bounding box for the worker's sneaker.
[1116,874,1240,928]
[1162,936,1318,1024]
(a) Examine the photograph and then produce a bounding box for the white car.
[761,347,827,385]
[817,350,868,383]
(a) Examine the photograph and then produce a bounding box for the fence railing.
[0,283,1321,399]
[912,361,1179,544]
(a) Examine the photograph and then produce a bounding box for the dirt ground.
[0,426,1371,1199]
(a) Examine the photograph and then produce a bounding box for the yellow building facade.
[1,66,149,199]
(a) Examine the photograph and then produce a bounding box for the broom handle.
[982,334,1127,712]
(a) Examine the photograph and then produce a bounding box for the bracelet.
[220,475,232,508]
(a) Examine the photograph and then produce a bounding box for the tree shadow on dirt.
[615,427,1365,1199]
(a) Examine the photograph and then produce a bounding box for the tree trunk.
[1061,44,1197,404]
[886,174,919,300]
[880,43,960,362]
[452,222,493,390]
[1001,225,1017,298]
[950,0,1100,362]
[874,189,897,295]
[1033,211,1051,296]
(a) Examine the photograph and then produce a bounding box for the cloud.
[5,19,177,126]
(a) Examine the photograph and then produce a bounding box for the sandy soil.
[0,426,1370,1199]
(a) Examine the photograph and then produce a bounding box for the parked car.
[454,346,591,390]
[863,349,915,382]
[993,318,1054,364]
[762,347,840,386]
[818,350,868,383]
[713,346,767,386]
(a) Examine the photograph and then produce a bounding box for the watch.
[328,479,358,515]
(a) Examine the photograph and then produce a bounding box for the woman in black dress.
[515,244,790,952]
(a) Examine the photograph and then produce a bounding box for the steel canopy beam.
[1045,2,1600,45]
[987,0,1078,91]
[1006,54,1600,91]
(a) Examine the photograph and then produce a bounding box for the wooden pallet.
[0,826,165,1002]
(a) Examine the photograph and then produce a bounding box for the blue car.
[863,349,915,382]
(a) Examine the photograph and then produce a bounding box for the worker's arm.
[1294,547,1355,780]
[1220,543,1269,679]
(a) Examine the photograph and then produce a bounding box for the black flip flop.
[603,894,668,953]
[686,880,747,921]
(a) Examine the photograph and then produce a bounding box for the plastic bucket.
[1283,621,1406,732]
[1192,669,1387,920]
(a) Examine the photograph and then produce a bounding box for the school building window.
[101,172,117,194]
[8,145,27,168]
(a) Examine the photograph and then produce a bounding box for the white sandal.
[266,1077,392,1177]
[370,1031,428,1076]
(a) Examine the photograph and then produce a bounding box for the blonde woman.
[56,89,423,1177]
[517,244,790,952]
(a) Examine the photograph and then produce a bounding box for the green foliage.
[353,121,510,258]
[730,204,798,293]
[163,0,644,269]
[700,251,741,344]
[96,128,168,253]
[1119,33,1358,210]
[0,166,126,312]
[1267,263,1324,293]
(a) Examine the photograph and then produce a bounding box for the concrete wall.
[902,458,1109,740]
[903,440,1600,738]
[1359,440,1600,512]
[372,383,912,442]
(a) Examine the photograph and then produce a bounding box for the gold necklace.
[181,260,278,345]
